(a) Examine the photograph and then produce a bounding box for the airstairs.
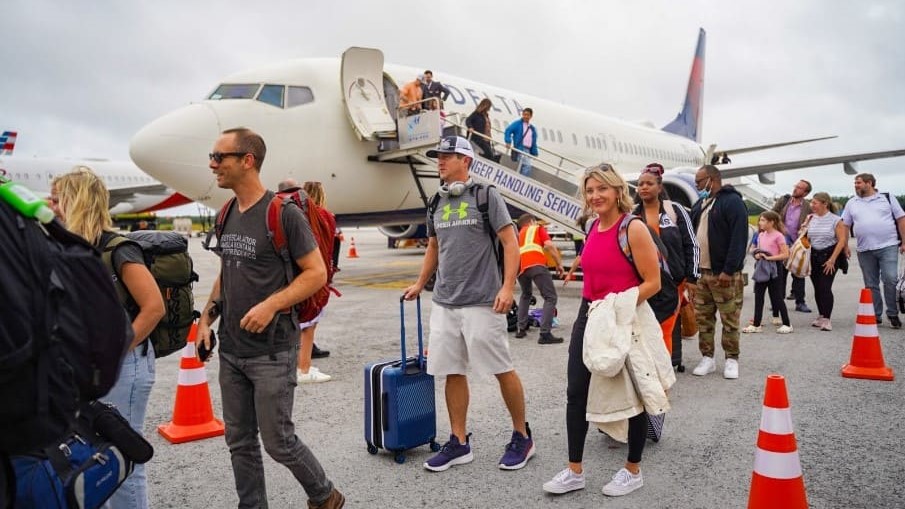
[341,47,590,239]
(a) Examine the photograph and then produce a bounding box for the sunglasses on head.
[584,163,615,175]
[209,151,248,164]
[642,163,665,176]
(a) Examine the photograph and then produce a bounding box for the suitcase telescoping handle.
[399,295,426,368]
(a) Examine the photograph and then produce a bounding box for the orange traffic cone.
[841,288,894,381]
[347,237,359,258]
[158,323,225,444]
[748,374,808,509]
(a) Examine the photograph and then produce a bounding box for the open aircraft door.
[341,47,397,141]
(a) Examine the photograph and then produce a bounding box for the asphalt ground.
[144,227,904,508]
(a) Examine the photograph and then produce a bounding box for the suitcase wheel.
[394,452,406,464]
[367,444,378,455]
[429,440,441,452]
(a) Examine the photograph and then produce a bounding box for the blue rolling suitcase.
[364,296,439,464]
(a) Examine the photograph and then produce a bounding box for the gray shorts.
[426,304,514,376]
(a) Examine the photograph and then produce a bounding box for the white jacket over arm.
[583,287,676,442]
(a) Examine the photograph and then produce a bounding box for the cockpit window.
[208,84,261,100]
[257,84,285,108]
[287,86,315,107]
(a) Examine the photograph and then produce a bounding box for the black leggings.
[567,298,648,464]
[810,247,838,318]
[754,274,789,326]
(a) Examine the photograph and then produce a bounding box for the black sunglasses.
[584,163,615,175]
[209,152,248,164]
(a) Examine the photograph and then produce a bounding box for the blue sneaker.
[499,425,535,470]
[424,433,473,472]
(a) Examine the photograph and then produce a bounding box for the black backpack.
[102,230,199,358]
[0,200,132,456]
[616,214,680,323]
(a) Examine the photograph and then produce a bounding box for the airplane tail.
[1,131,17,155]
[662,29,706,143]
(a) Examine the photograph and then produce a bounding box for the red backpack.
[210,189,340,325]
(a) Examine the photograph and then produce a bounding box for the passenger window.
[557,131,563,143]
[572,133,578,145]
[257,84,285,108]
[287,86,315,107]
[209,83,261,100]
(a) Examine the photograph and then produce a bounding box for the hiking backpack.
[0,199,133,456]
[102,230,199,358]
[210,189,341,326]
[616,214,680,323]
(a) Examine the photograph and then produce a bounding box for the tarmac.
[145,227,904,508]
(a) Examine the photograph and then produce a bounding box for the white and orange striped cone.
[347,237,359,258]
[748,374,808,509]
[158,323,225,444]
[841,288,894,381]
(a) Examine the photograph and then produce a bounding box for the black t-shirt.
[217,191,317,357]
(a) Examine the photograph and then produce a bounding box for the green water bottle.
[0,181,55,223]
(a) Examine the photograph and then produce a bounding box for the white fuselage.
[130,58,708,225]
[0,155,181,214]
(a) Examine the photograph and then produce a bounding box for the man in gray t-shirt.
[197,128,344,508]
[404,136,535,473]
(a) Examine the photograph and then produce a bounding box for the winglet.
[662,29,706,143]
[0,131,17,156]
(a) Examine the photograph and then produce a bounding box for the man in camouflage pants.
[688,165,749,379]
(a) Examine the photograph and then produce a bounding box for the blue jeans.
[857,244,900,318]
[219,344,333,509]
[103,343,156,509]
[518,154,533,177]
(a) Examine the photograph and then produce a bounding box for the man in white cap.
[404,136,535,473]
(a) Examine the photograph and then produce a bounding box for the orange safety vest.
[518,224,547,273]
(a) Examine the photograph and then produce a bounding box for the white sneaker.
[542,467,586,494]
[602,467,643,497]
[776,325,794,334]
[297,367,332,383]
[741,325,763,333]
[692,356,716,376]
[723,358,739,379]
[820,319,832,331]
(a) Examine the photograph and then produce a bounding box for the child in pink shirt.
[744,211,792,333]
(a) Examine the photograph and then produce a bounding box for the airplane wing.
[714,135,837,156]
[718,148,905,179]
[107,183,170,209]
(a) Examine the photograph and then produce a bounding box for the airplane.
[0,133,193,214]
[128,28,905,239]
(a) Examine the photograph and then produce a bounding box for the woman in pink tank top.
[543,163,663,498]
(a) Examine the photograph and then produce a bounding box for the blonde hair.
[53,166,112,245]
[303,181,326,207]
[580,163,633,215]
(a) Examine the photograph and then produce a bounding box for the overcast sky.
[3,0,903,205]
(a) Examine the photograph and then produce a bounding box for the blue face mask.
[697,179,711,199]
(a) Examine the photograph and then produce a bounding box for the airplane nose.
[130,103,221,200]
